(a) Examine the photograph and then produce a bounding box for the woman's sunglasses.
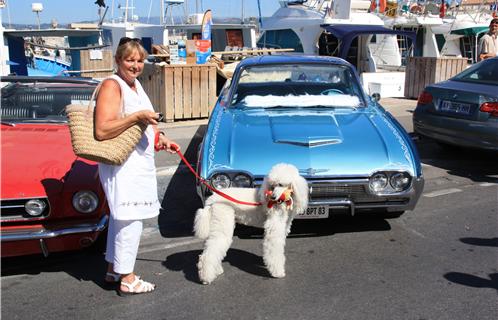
[118,37,143,47]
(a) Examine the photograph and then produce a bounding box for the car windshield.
[1,81,96,123]
[230,63,365,108]
[451,59,498,86]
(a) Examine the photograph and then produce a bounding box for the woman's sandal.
[118,276,156,296]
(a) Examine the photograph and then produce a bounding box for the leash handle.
[169,144,262,206]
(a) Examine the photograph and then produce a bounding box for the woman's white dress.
[98,75,160,220]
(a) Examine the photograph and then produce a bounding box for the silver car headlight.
[390,172,411,192]
[211,173,231,189]
[72,191,99,213]
[232,174,252,188]
[369,172,388,193]
[25,199,47,216]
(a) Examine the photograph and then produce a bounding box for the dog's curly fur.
[194,163,309,284]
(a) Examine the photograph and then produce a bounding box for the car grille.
[0,198,50,221]
[309,183,382,202]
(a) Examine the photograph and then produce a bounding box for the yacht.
[257,0,417,97]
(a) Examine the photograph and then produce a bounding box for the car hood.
[204,108,416,177]
[1,124,78,199]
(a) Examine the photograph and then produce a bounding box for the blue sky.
[1,0,281,25]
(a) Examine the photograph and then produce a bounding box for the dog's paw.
[270,270,286,278]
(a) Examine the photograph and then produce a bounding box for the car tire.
[88,229,108,254]
[381,211,405,219]
[436,141,460,151]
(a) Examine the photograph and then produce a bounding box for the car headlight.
[369,172,388,193]
[232,174,252,188]
[25,199,47,216]
[211,173,231,189]
[390,172,411,192]
[72,191,99,213]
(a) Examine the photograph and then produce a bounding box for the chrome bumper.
[1,215,109,242]
[307,177,425,215]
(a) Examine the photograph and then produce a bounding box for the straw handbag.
[66,84,147,165]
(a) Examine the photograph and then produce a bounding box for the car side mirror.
[371,92,381,102]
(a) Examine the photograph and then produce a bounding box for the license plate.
[296,206,329,219]
[440,100,471,115]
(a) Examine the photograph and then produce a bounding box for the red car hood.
[1,124,78,199]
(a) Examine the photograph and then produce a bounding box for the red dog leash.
[155,135,261,206]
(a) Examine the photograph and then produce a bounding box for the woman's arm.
[94,79,159,141]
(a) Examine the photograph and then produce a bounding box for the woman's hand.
[155,132,180,154]
[134,110,160,125]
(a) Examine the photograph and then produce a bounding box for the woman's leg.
[112,219,143,275]
[111,219,154,294]
[105,215,118,280]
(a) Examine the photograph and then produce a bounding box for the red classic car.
[1,76,108,257]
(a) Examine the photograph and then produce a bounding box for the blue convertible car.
[197,55,423,218]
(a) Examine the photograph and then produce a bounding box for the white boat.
[378,0,495,63]
[257,0,417,98]
[101,0,258,55]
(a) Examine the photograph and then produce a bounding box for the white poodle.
[194,163,309,284]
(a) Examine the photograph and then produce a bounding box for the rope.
[169,144,262,206]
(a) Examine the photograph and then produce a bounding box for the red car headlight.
[25,199,47,216]
[72,191,99,213]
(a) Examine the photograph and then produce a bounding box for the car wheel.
[87,229,108,254]
[381,211,405,219]
[436,141,460,151]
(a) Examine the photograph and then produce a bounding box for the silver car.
[413,57,498,151]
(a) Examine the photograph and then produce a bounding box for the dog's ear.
[291,174,309,213]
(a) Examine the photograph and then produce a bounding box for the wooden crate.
[79,50,114,78]
[404,57,468,99]
[139,63,217,122]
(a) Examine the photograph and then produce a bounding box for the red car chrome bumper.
[1,215,108,257]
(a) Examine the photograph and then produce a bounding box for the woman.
[95,37,178,296]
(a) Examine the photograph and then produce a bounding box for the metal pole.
[257,0,263,28]
[161,0,164,24]
[241,0,245,23]
[124,0,129,23]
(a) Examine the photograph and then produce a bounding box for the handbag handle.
[89,79,125,116]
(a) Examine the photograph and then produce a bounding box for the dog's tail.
[194,206,212,239]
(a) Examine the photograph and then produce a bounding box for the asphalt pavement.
[3,96,498,320]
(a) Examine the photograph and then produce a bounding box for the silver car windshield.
[231,64,365,108]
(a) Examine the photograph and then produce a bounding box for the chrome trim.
[0,215,108,242]
[308,197,355,216]
[276,139,342,147]
[39,239,49,257]
[1,205,25,209]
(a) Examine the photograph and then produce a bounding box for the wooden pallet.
[404,57,468,99]
[139,63,217,122]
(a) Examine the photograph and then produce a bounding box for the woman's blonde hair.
[114,38,148,63]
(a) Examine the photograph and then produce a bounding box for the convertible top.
[320,24,417,59]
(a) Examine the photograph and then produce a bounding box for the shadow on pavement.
[158,125,206,239]
[414,138,498,183]
[162,216,392,284]
[1,251,114,291]
[235,215,392,239]
[444,272,498,291]
[460,237,498,247]
[162,248,271,284]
